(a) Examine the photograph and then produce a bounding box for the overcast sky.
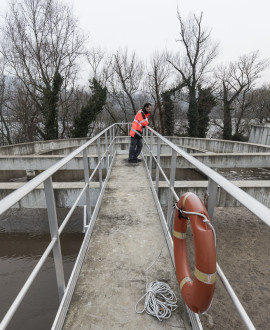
[1,0,270,83]
[71,0,270,82]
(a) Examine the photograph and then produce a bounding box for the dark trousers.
[129,137,142,160]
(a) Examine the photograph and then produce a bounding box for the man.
[128,103,151,163]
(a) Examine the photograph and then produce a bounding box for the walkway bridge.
[0,124,270,330]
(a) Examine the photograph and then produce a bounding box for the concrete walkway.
[63,155,190,330]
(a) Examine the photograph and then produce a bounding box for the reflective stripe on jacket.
[129,109,150,138]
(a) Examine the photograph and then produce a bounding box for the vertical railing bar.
[97,137,102,190]
[149,131,153,179]
[113,125,115,155]
[167,149,177,224]
[155,137,161,194]
[83,149,91,225]
[105,130,108,172]
[109,127,112,167]
[44,176,65,302]
[83,205,87,234]
[207,178,218,221]
[145,128,149,168]
[143,130,146,157]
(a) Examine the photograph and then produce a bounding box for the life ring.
[173,192,216,313]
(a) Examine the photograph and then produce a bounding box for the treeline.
[0,0,269,145]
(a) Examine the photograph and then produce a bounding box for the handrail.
[58,137,115,235]
[0,123,118,330]
[1,123,267,330]
[0,124,115,215]
[146,126,270,227]
[143,135,259,324]
[143,126,270,330]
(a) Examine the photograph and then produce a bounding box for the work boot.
[128,159,139,163]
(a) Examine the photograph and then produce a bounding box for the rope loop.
[135,281,178,321]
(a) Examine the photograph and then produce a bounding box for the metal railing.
[0,124,118,330]
[1,123,269,329]
[142,126,270,330]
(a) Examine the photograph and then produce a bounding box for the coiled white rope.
[135,280,178,321]
[135,207,178,321]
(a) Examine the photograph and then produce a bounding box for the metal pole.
[83,205,88,234]
[97,137,102,190]
[155,137,161,194]
[105,130,108,172]
[109,127,112,167]
[149,131,153,179]
[112,125,115,156]
[167,149,177,224]
[44,177,65,301]
[207,179,218,221]
[145,128,149,168]
[83,149,91,225]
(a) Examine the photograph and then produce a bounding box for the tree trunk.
[187,86,198,137]
[223,101,232,140]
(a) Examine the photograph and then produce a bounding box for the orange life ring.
[173,192,216,313]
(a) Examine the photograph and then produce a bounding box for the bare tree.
[146,51,172,134]
[168,11,219,137]
[86,47,106,80]
[249,84,270,124]
[215,51,268,140]
[109,49,144,120]
[1,0,86,140]
[0,59,12,145]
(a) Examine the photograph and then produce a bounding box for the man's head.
[143,103,152,113]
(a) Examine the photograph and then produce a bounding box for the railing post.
[109,127,113,166]
[155,137,161,194]
[105,130,108,172]
[44,177,65,301]
[83,205,87,234]
[83,149,91,225]
[145,128,149,168]
[149,131,153,179]
[167,149,177,224]
[112,125,115,155]
[207,179,218,221]
[97,137,102,190]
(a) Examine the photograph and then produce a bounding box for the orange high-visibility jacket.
[129,109,150,138]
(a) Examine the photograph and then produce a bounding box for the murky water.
[0,232,83,329]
